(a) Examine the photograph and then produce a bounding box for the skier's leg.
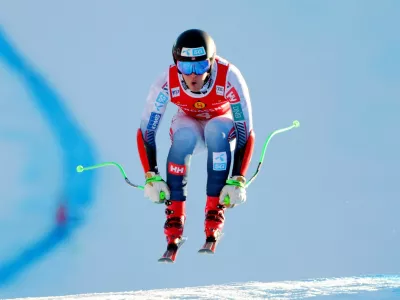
[167,112,205,200]
[164,113,205,245]
[203,116,235,240]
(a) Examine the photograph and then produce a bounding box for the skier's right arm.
[137,71,171,202]
[137,71,169,173]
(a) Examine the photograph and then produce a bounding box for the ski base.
[158,237,187,263]
[198,233,224,255]
[198,244,216,254]
[158,257,175,263]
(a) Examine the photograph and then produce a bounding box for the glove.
[219,175,247,208]
[144,171,170,203]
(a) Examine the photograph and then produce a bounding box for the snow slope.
[8,275,400,300]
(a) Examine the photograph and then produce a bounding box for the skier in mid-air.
[137,29,255,257]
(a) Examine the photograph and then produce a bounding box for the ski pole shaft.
[224,120,300,206]
[76,162,166,200]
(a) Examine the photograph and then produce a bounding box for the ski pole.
[76,162,166,201]
[224,120,300,206]
[76,120,300,205]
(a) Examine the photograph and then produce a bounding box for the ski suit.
[138,56,255,201]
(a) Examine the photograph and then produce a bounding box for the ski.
[158,237,187,263]
[198,233,224,254]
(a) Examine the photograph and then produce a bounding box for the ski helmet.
[172,29,216,63]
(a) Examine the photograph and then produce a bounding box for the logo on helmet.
[181,47,206,57]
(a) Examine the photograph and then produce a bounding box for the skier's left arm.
[220,64,255,207]
[227,64,255,178]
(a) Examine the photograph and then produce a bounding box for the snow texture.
[8,275,400,300]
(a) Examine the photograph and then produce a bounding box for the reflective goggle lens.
[177,60,211,75]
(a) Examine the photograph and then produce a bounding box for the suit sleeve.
[137,71,170,174]
[225,64,255,177]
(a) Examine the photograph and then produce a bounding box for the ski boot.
[199,196,226,254]
[164,200,186,250]
[158,200,186,263]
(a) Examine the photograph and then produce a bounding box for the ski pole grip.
[222,179,244,206]
[160,191,165,200]
[224,195,230,206]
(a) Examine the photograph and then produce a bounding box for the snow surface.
[7,275,400,300]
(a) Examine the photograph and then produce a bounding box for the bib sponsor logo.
[194,101,206,109]
[226,88,240,104]
[171,87,180,97]
[212,100,224,105]
[168,162,186,175]
[213,152,227,171]
[216,85,224,96]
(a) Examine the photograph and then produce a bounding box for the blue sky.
[0,0,399,298]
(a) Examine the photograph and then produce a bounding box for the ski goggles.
[177,60,211,75]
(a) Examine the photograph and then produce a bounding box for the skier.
[137,29,255,254]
